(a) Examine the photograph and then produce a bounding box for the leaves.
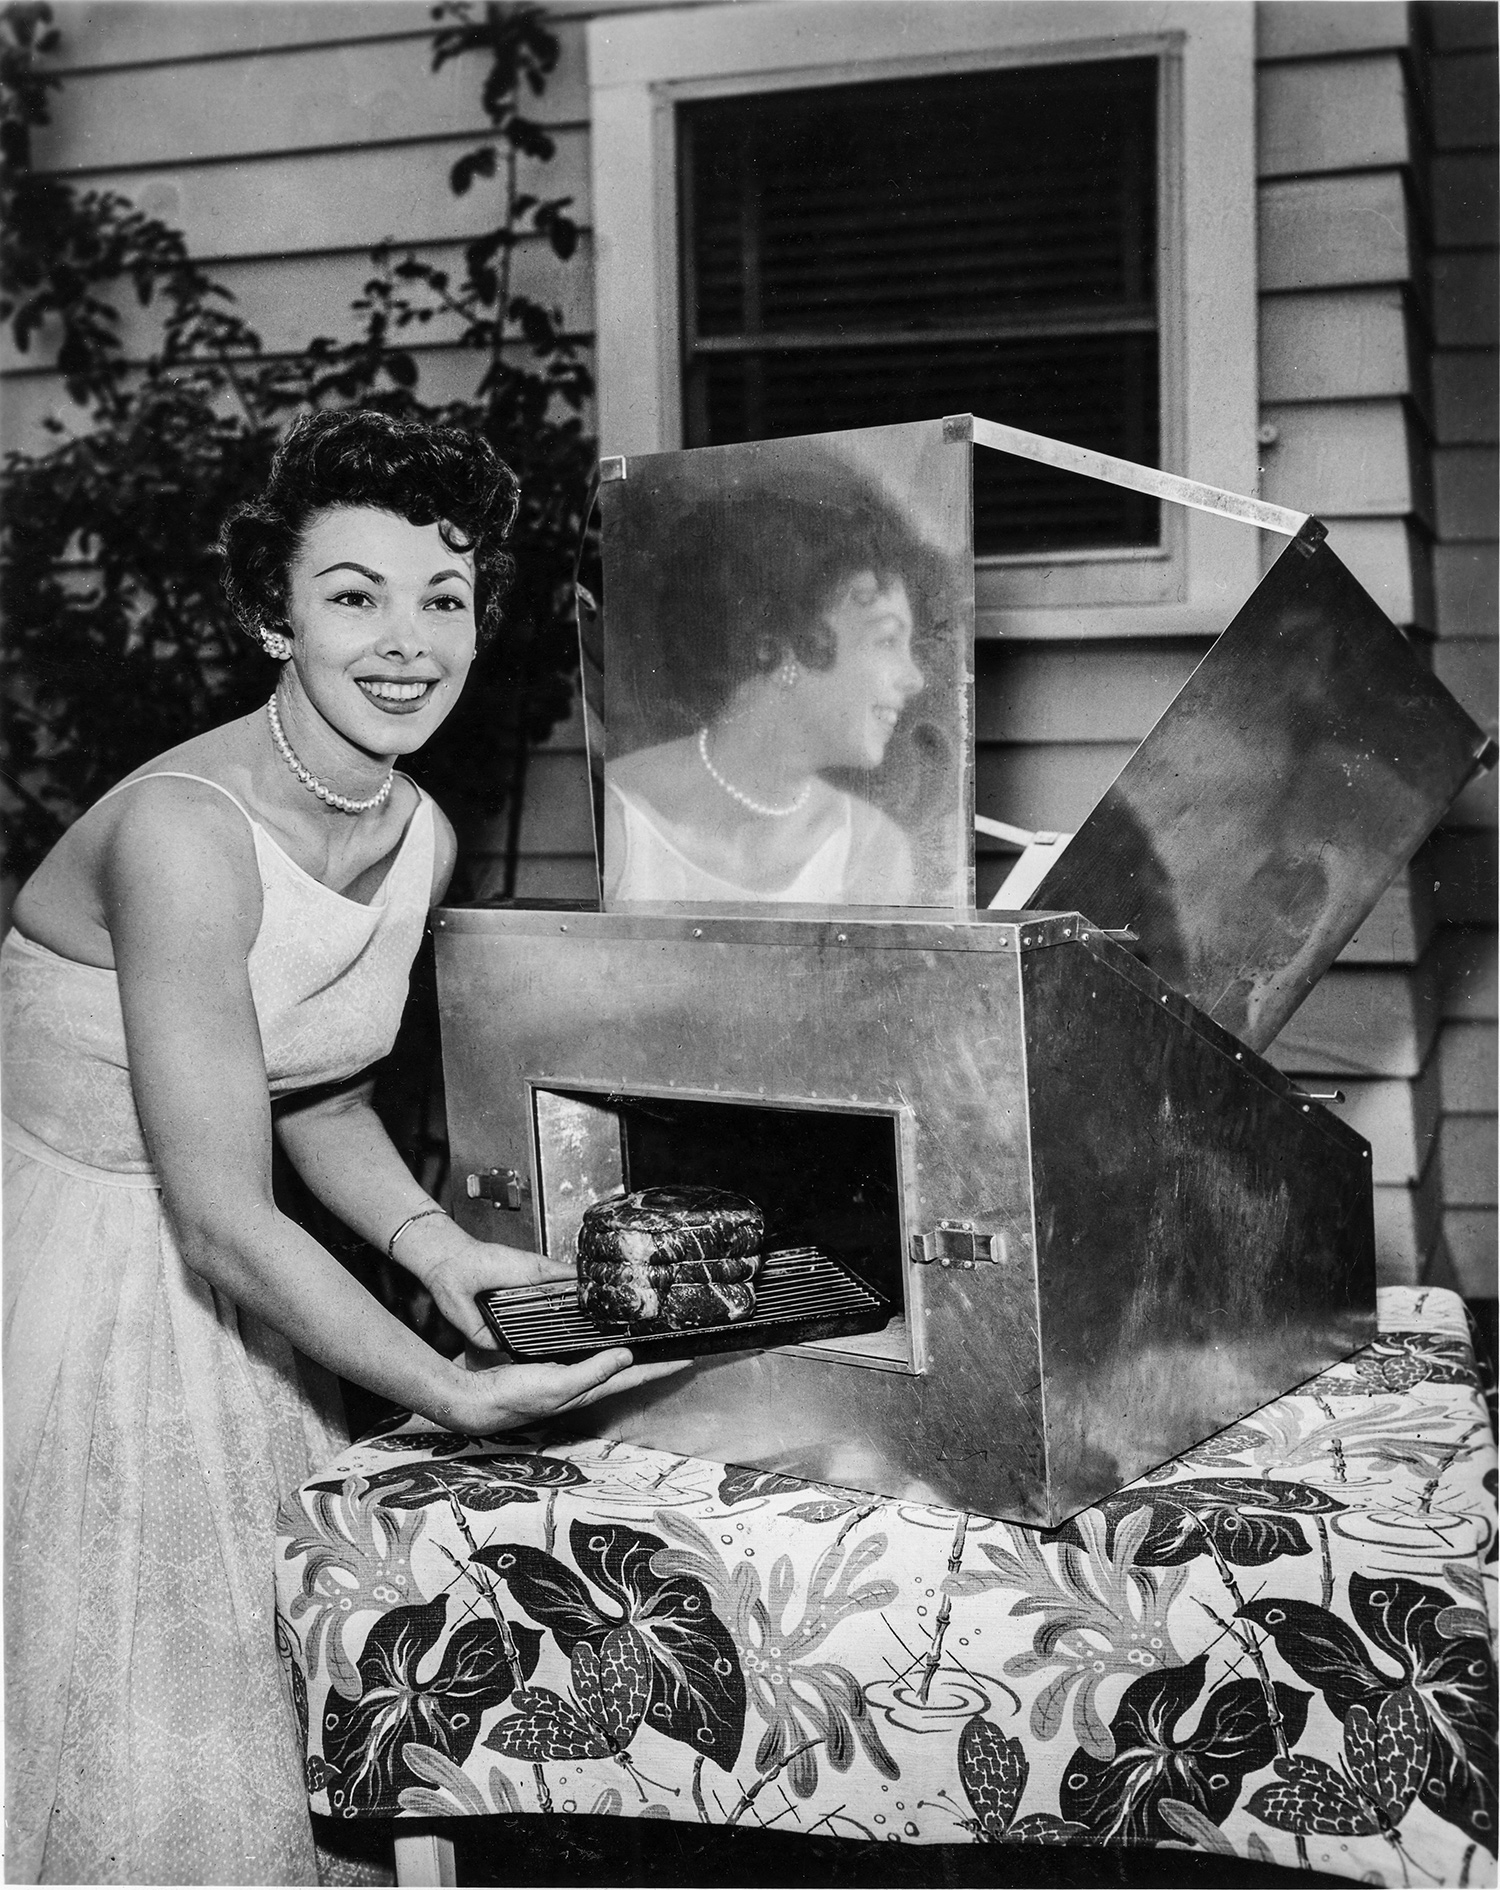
[1057,1653,1309,1845]
[1248,1690,1428,1840]
[958,1715,1023,1834]
[320,1595,540,1815]
[1,2,595,892]
[956,1511,1189,1759]
[485,1628,652,1762]
[1309,1332,1478,1397]
[311,1452,587,1514]
[1250,1755,1387,1840]
[957,1717,1087,1846]
[281,1480,430,1700]
[1238,1597,1393,1721]
[1242,1575,1498,1853]
[717,1466,809,1506]
[1346,1691,1430,1827]
[450,144,498,195]
[397,1743,522,1818]
[475,1520,747,1772]
[785,1498,864,1524]
[1053,1478,1345,1570]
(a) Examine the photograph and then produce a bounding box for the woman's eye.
[331,589,374,608]
[425,594,468,612]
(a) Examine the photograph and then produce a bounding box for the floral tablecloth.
[276,1286,1497,1886]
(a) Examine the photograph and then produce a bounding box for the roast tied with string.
[576,1185,763,1328]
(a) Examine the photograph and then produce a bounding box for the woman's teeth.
[359,679,433,704]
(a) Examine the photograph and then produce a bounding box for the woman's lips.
[357,678,438,714]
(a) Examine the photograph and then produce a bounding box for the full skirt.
[4,1132,347,1884]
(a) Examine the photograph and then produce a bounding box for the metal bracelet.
[387,1205,447,1261]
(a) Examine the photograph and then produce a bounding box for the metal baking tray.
[476,1246,891,1364]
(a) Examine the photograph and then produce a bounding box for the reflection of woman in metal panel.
[604,466,942,904]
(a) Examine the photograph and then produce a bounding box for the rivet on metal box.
[436,416,1494,1526]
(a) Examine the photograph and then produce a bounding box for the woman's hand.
[393,1215,572,1351]
[431,1346,688,1437]
[394,1218,690,1433]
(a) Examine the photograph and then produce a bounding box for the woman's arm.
[273,1077,566,1351]
[103,780,649,1431]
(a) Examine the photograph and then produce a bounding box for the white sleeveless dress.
[607,779,854,902]
[3,773,435,1885]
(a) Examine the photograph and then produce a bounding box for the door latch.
[466,1167,531,1211]
[909,1220,1005,1268]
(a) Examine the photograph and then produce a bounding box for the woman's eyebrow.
[428,568,473,587]
[315,560,385,583]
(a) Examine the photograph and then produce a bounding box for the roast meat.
[576,1186,763,1329]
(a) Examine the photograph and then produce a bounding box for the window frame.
[586,0,1260,639]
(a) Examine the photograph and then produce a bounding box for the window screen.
[679,59,1161,557]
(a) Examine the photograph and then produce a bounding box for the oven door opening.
[511,1085,915,1370]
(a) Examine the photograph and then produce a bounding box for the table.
[276,1286,1497,1887]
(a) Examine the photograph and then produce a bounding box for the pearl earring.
[778,656,800,690]
[258,626,293,661]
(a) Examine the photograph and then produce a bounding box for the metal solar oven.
[434,419,1492,1526]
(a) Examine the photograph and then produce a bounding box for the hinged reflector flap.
[1029,530,1494,1052]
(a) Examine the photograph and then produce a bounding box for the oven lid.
[957,417,1494,1056]
[1026,520,1494,1053]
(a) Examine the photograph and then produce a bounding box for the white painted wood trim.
[393,1831,458,1886]
[586,0,1261,626]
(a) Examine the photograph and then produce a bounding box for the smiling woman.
[1,410,669,1886]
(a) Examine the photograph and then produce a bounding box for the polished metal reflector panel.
[477,1247,890,1364]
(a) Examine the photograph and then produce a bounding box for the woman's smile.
[355,676,441,712]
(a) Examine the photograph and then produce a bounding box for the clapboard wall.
[5,1,1494,1289]
[1253,0,1498,1292]
[1426,1,1498,1294]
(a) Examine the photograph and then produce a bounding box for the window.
[587,2,1258,633]
[679,61,1161,558]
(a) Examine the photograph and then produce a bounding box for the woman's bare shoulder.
[11,738,265,965]
[99,773,265,952]
[607,738,700,816]
[95,719,264,866]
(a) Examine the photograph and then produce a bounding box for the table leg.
[393,1830,457,1886]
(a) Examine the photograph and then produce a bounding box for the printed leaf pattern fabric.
[473,1521,746,1771]
[1241,1572,1498,1850]
[1055,1654,1309,1843]
[319,1595,540,1814]
[275,1288,1497,1883]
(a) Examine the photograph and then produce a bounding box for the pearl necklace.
[266,696,394,816]
[696,726,811,819]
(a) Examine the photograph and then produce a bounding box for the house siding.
[6,3,1494,1290]
[1426,0,1499,1294]
[1255,0,1497,1289]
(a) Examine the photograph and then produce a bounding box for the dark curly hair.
[615,451,953,724]
[219,408,520,649]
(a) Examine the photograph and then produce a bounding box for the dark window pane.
[680,59,1161,555]
[689,334,1159,555]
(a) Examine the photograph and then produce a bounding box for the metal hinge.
[909,1220,1005,1268]
[466,1167,531,1211]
